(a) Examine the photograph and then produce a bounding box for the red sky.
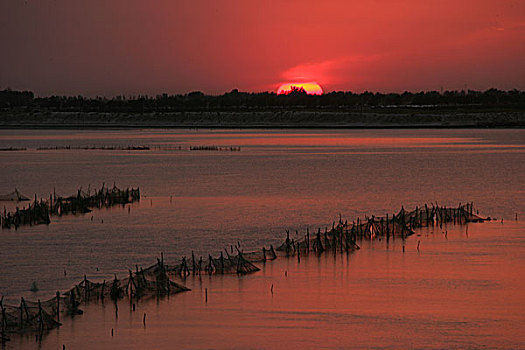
[1,0,524,96]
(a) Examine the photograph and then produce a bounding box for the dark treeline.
[1,88,525,112]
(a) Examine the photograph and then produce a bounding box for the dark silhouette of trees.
[285,86,308,95]
[0,89,34,108]
[1,88,524,112]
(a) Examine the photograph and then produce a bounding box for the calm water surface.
[0,128,524,349]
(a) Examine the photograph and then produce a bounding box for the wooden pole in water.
[306,227,310,252]
[1,296,6,342]
[192,251,196,275]
[392,214,396,237]
[340,227,344,253]
[84,275,88,300]
[386,214,390,239]
[19,297,24,329]
[56,291,60,322]
[205,288,208,303]
[38,299,43,335]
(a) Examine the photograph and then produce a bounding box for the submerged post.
[56,291,60,322]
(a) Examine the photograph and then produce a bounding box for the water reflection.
[0,128,524,349]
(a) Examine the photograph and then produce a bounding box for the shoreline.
[1,123,525,129]
[1,110,524,129]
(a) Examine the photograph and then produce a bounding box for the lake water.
[0,128,524,349]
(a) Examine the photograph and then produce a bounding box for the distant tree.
[0,89,34,108]
[287,86,307,95]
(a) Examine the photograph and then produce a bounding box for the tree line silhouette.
[1,88,524,112]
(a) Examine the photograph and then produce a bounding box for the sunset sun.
[277,82,324,95]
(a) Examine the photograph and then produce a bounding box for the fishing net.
[1,202,488,342]
[1,185,140,229]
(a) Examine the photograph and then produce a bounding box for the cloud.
[281,55,383,87]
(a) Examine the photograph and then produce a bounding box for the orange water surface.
[0,128,524,349]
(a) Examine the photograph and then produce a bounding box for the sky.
[1,0,524,96]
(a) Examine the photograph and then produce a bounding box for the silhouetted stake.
[417,240,420,252]
[56,291,60,322]
[111,328,114,337]
[132,304,135,312]
[20,297,28,328]
[84,275,88,300]
[206,255,214,274]
[392,214,396,238]
[189,251,195,275]
[285,230,291,256]
[143,313,146,327]
[220,252,225,274]
[402,245,405,253]
[38,300,43,335]
[1,297,6,343]
[306,227,310,252]
[115,301,118,319]
[205,288,208,303]
[271,284,274,294]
